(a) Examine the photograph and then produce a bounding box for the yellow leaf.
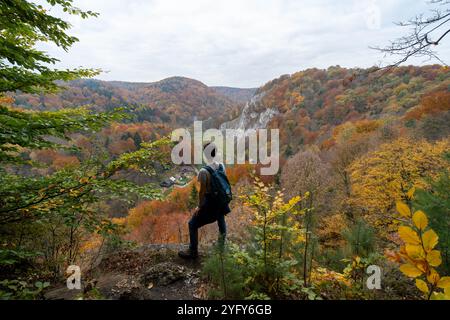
[437,277,450,289]
[416,279,429,294]
[426,250,442,267]
[400,263,423,278]
[431,292,447,300]
[427,269,440,285]
[407,187,416,200]
[412,210,428,230]
[416,261,428,273]
[398,226,421,245]
[422,229,439,252]
[396,201,411,218]
[405,245,425,260]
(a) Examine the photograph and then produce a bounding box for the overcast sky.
[38,0,450,88]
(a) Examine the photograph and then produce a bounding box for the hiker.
[178,142,232,259]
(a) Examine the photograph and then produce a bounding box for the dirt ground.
[44,244,209,300]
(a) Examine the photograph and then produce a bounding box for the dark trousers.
[188,212,226,252]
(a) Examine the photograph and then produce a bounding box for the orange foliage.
[321,138,336,150]
[404,91,450,120]
[127,211,188,244]
[127,199,177,230]
[52,154,80,169]
[126,180,200,240]
[30,149,80,169]
[168,184,194,212]
[354,119,381,134]
[107,121,169,142]
[317,214,347,248]
[226,164,252,185]
[124,165,257,245]
[108,138,136,155]
[0,96,14,105]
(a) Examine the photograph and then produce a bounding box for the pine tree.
[187,184,198,210]
[414,165,450,274]
[342,218,375,257]
[133,132,143,149]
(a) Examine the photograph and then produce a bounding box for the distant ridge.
[211,86,257,104]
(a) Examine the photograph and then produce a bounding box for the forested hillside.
[10,77,244,127]
[2,65,449,300]
[211,86,257,104]
[1,0,449,302]
[260,65,449,153]
[116,65,450,300]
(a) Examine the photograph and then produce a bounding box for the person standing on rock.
[178,142,232,259]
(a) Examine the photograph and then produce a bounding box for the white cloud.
[38,0,450,87]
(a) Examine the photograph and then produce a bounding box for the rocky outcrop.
[220,92,278,132]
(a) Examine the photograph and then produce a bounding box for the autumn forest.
[1,0,450,302]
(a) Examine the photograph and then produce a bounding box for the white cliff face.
[219,91,279,173]
[220,92,278,132]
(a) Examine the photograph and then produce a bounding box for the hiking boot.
[178,248,198,259]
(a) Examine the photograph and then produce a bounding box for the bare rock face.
[220,92,278,132]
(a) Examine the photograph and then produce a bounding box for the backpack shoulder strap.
[202,165,214,175]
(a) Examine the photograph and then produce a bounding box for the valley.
[1,0,450,301]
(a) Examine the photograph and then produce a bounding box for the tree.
[0,0,128,162]
[0,0,100,93]
[414,164,450,274]
[405,91,450,121]
[202,243,245,299]
[236,177,307,298]
[187,183,199,210]
[281,148,331,285]
[133,132,143,149]
[281,148,330,211]
[395,201,450,300]
[341,219,375,258]
[329,126,372,200]
[348,138,450,229]
[0,102,122,163]
[419,111,450,141]
[0,0,123,225]
[373,0,450,67]
[0,1,173,291]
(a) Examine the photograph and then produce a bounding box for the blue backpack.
[203,164,232,207]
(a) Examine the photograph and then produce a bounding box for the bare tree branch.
[372,0,450,68]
